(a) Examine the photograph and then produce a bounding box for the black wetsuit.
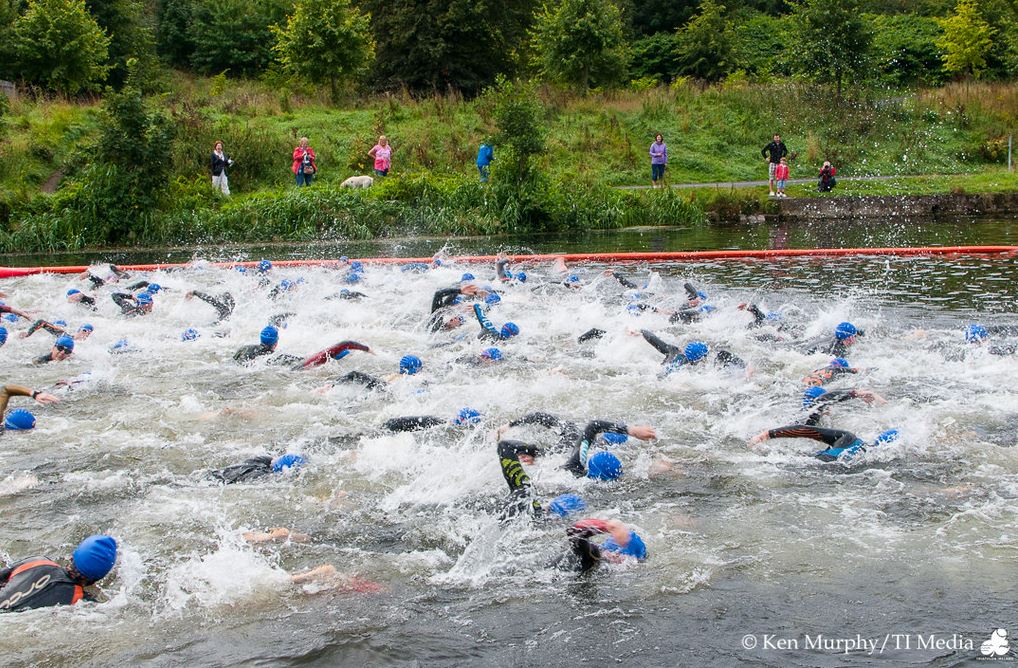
[233,343,275,363]
[766,424,864,462]
[0,558,93,612]
[85,265,129,288]
[383,415,445,432]
[640,329,746,370]
[33,352,57,364]
[562,420,630,477]
[804,336,850,357]
[563,525,605,572]
[803,389,864,426]
[335,371,387,391]
[191,291,235,322]
[327,290,368,301]
[111,293,148,317]
[497,439,543,517]
[209,456,274,484]
[578,328,606,343]
[508,412,582,453]
[611,272,639,290]
[72,294,97,310]
[24,320,65,338]
[429,287,464,332]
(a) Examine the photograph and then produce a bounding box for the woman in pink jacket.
[292,137,317,187]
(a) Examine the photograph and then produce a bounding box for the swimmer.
[0,535,117,612]
[208,453,306,484]
[233,326,280,363]
[268,279,300,300]
[382,407,481,433]
[20,320,93,341]
[1,384,59,432]
[66,289,97,310]
[560,519,647,572]
[0,327,7,347]
[0,301,31,320]
[185,290,235,322]
[330,354,423,391]
[125,281,163,294]
[473,303,519,341]
[800,386,886,427]
[429,283,484,332]
[804,321,862,357]
[668,282,716,324]
[79,264,129,288]
[748,425,900,463]
[636,329,745,372]
[33,335,75,364]
[242,527,310,544]
[964,324,1018,355]
[456,347,506,366]
[326,288,368,301]
[111,291,153,317]
[802,357,859,387]
[296,340,371,370]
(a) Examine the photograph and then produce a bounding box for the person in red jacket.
[818,160,837,192]
[292,137,317,187]
[774,157,790,198]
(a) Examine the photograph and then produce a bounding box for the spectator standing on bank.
[368,135,393,178]
[762,133,788,197]
[650,134,667,188]
[774,157,790,198]
[477,141,494,183]
[292,137,317,187]
[210,140,233,196]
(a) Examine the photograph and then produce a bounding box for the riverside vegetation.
[2,77,1017,253]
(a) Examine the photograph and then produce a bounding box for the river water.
[1,218,1016,666]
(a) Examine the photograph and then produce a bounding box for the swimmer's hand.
[748,431,769,447]
[627,425,656,441]
[244,527,310,544]
[460,284,481,296]
[184,291,195,300]
[856,389,887,405]
[33,392,59,404]
[291,564,336,584]
[496,423,510,439]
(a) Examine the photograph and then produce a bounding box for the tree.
[936,0,996,78]
[12,0,110,95]
[358,0,536,96]
[674,0,734,82]
[531,0,629,92]
[788,0,873,98]
[84,0,157,89]
[272,0,374,100]
[871,13,946,86]
[487,76,545,186]
[188,0,290,75]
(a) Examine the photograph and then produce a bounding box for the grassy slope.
[2,78,1017,204]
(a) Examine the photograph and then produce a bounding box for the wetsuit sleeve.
[496,259,511,281]
[87,274,105,288]
[80,295,96,308]
[111,293,134,313]
[746,304,766,326]
[497,439,542,517]
[577,328,606,344]
[126,281,150,290]
[192,291,235,321]
[581,420,628,443]
[473,303,500,339]
[508,412,563,430]
[0,565,11,584]
[25,320,61,337]
[767,424,857,448]
[336,371,385,390]
[611,272,638,289]
[683,283,699,300]
[714,349,746,369]
[431,287,461,313]
[298,341,371,370]
[0,385,33,417]
[640,329,680,358]
[383,415,446,432]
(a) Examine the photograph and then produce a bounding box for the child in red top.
[774,157,790,198]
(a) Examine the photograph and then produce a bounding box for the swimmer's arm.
[508,412,563,431]
[496,259,510,281]
[125,281,150,291]
[609,272,639,289]
[759,425,852,447]
[111,293,134,309]
[290,564,336,584]
[383,415,445,432]
[0,304,31,319]
[640,329,680,358]
[22,319,59,338]
[473,303,500,338]
[431,287,462,312]
[0,384,57,416]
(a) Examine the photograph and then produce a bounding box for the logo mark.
[981,629,1010,658]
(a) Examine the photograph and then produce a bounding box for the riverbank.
[2,78,1016,252]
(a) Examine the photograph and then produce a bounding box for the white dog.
[340,175,374,188]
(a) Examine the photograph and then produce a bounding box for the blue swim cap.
[548,493,586,517]
[5,408,36,430]
[235,265,247,273]
[350,261,364,272]
[872,429,900,446]
[72,535,117,581]
[515,271,527,283]
[453,407,482,426]
[501,322,519,338]
[66,289,81,297]
[566,274,580,284]
[603,531,648,560]
[802,386,827,407]
[834,322,857,340]
[260,326,279,346]
[258,260,272,273]
[0,326,6,346]
[399,354,423,375]
[684,342,708,363]
[344,272,361,284]
[53,320,67,328]
[146,283,161,294]
[181,327,200,341]
[4,313,17,322]
[602,431,629,445]
[432,258,443,267]
[696,290,708,301]
[272,454,306,473]
[485,293,501,305]
[79,323,94,333]
[55,334,75,351]
[461,273,475,281]
[965,324,988,343]
[451,296,464,305]
[135,292,153,305]
[830,358,850,368]
[111,338,129,351]
[587,451,623,480]
[481,347,503,361]
[626,303,642,315]
[766,311,782,321]
[340,255,349,262]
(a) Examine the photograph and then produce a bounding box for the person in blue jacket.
[476,141,494,182]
